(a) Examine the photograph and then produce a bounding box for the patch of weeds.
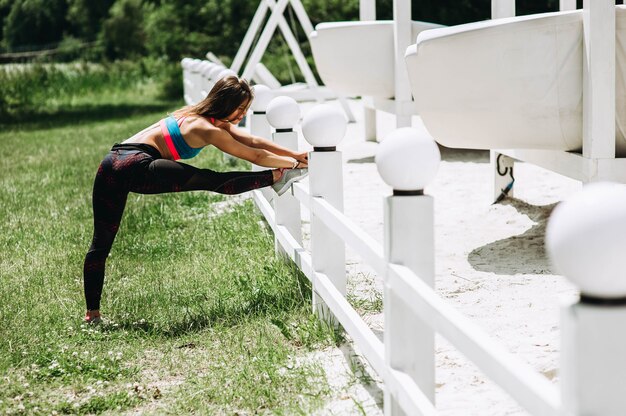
[351,396,368,416]
[55,389,142,415]
[271,313,344,349]
[347,293,383,315]
[347,272,383,315]
[0,377,148,415]
[30,348,129,382]
[347,353,376,387]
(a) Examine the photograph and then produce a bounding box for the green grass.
[0,75,338,414]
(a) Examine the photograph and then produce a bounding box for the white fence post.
[490,0,516,203]
[393,0,413,128]
[189,59,204,104]
[547,183,626,415]
[250,85,275,202]
[491,0,515,19]
[302,104,348,324]
[266,96,303,249]
[207,65,226,97]
[360,0,376,20]
[582,0,616,163]
[181,58,194,105]
[376,128,441,413]
[250,85,274,140]
[200,62,217,98]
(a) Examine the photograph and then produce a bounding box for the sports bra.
[159,116,209,160]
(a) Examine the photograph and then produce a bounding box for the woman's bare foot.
[85,310,102,324]
[272,169,283,182]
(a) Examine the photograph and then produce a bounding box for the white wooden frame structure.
[223,0,355,121]
[491,0,626,201]
[357,0,415,140]
[231,0,315,88]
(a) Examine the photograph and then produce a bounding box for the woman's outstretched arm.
[208,128,307,168]
[222,123,309,163]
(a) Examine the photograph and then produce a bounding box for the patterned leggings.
[83,143,274,310]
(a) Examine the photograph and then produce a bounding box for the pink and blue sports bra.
[159,116,214,160]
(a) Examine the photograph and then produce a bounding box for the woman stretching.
[83,76,308,324]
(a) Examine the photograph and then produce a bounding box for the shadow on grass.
[0,102,179,131]
[101,269,321,339]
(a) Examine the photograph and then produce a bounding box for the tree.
[3,0,68,51]
[302,0,358,26]
[143,0,258,62]
[66,0,115,41]
[100,0,145,60]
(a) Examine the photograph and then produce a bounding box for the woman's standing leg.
[83,154,129,315]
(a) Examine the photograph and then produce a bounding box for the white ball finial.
[216,68,237,81]
[546,182,626,299]
[201,62,216,76]
[190,59,202,72]
[208,65,225,81]
[266,96,300,129]
[301,104,347,148]
[251,85,274,112]
[375,128,440,191]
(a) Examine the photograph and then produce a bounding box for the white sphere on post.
[201,62,216,77]
[198,61,210,72]
[189,59,202,72]
[208,65,225,82]
[216,68,237,82]
[251,85,274,113]
[546,182,626,299]
[301,104,347,150]
[266,96,300,130]
[376,127,441,192]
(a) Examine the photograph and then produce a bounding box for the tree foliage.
[3,0,68,51]
[101,0,146,60]
[0,0,573,57]
[66,0,116,41]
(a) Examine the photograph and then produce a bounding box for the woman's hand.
[293,151,309,163]
[294,160,308,169]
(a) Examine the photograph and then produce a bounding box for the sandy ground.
[258,99,583,415]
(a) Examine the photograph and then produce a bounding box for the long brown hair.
[174,76,254,120]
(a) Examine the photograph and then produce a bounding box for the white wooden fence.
[251,93,626,414]
[182,40,626,416]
